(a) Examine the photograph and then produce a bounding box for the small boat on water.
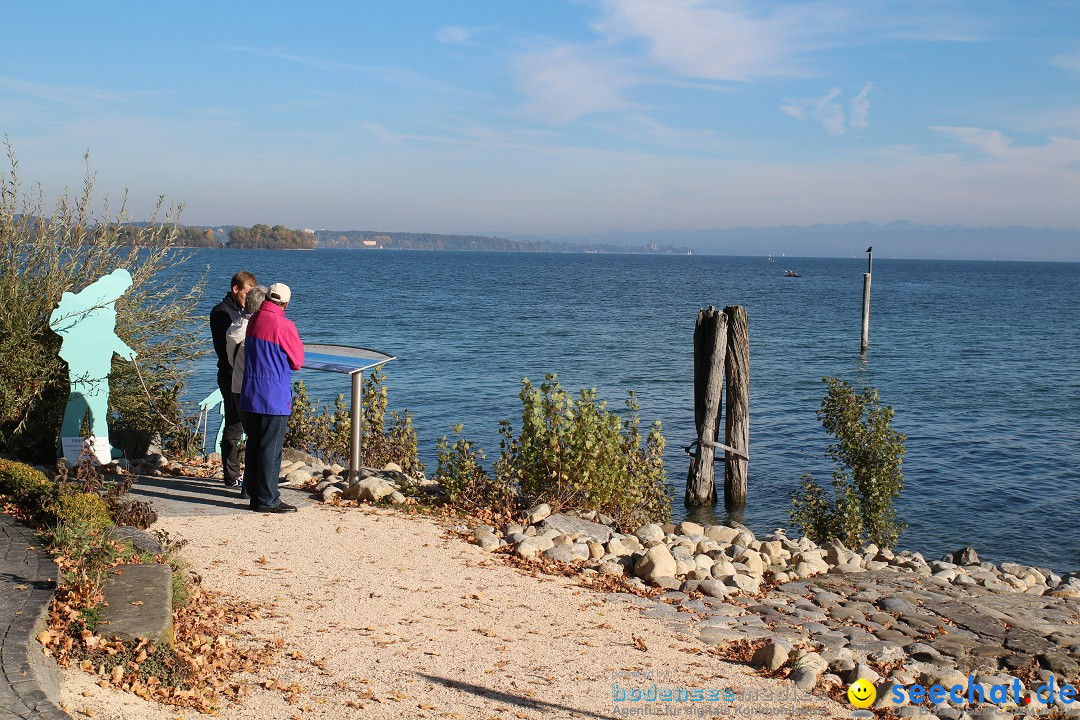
[784,270,801,277]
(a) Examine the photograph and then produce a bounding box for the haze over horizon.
[2,1,1079,261]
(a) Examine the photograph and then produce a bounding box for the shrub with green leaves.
[285,368,424,477]
[52,491,112,533]
[0,456,57,516]
[789,377,907,549]
[435,425,517,515]
[495,374,670,529]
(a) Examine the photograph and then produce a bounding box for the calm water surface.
[182,250,1080,572]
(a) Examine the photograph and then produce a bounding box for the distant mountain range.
[501,221,1080,262]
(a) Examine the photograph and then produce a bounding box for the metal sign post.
[301,344,396,487]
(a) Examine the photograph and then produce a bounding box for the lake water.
[182,250,1080,573]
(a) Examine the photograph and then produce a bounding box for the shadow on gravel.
[418,673,611,720]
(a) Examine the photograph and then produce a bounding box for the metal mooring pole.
[861,246,873,353]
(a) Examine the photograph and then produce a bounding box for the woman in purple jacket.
[239,283,305,513]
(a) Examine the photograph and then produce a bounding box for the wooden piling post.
[861,247,872,352]
[723,305,749,507]
[685,307,727,506]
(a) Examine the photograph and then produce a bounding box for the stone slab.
[99,563,173,645]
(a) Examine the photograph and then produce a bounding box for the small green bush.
[286,369,424,477]
[789,377,907,549]
[0,457,57,514]
[53,491,112,533]
[436,425,517,515]
[495,374,671,529]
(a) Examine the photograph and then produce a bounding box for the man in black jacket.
[210,271,257,488]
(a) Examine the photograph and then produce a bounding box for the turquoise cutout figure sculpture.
[198,388,226,456]
[49,268,136,462]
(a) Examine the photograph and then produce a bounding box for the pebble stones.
[456,510,1080,716]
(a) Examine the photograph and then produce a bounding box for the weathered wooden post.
[861,246,872,352]
[723,305,749,507]
[685,307,727,506]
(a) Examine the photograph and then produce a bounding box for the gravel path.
[60,499,851,719]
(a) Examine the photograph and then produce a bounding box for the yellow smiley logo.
[848,678,876,709]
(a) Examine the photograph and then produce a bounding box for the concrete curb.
[0,513,71,719]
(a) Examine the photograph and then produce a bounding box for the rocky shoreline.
[469,503,1080,718]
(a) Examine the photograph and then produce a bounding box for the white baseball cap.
[268,283,292,304]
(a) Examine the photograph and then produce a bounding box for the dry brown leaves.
[713,637,771,665]
[1,501,35,523]
[43,583,276,714]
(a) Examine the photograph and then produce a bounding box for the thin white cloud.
[228,46,478,97]
[849,82,873,129]
[781,86,852,135]
[436,25,497,45]
[1051,50,1080,72]
[0,76,136,106]
[931,126,1011,157]
[514,45,636,123]
[361,122,408,146]
[593,0,806,82]
[816,87,846,135]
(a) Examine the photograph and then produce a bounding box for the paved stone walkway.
[122,472,318,518]
[0,513,70,719]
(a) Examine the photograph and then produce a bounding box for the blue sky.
[2,0,1079,247]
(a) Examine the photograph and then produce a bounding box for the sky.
[1,0,1079,256]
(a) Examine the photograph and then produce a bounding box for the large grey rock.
[704,525,741,543]
[475,534,501,551]
[677,521,704,537]
[788,666,822,692]
[356,476,396,502]
[697,580,731,598]
[635,524,666,546]
[284,468,317,486]
[634,544,677,582]
[99,563,173,645]
[726,573,760,594]
[105,526,164,556]
[598,561,625,576]
[844,662,881,684]
[514,538,544,558]
[523,503,551,524]
[735,550,767,576]
[751,641,790,671]
[543,545,581,563]
[537,514,612,544]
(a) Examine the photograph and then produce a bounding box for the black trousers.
[244,413,288,508]
[217,374,243,485]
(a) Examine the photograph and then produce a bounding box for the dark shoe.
[224,478,240,487]
[251,502,298,514]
